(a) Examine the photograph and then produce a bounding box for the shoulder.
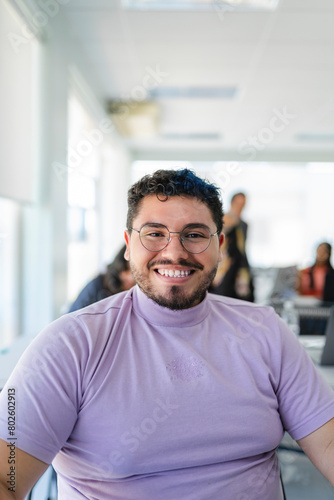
[19,290,135,374]
[207,292,271,313]
[39,289,134,347]
[67,288,133,323]
[87,274,105,289]
[68,274,106,312]
[76,274,105,295]
[206,293,278,339]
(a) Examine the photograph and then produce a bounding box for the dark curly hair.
[126,168,224,234]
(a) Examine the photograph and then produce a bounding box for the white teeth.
[157,269,191,277]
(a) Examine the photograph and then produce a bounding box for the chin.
[149,286,206,310]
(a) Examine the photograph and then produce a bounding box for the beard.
[129,259,218,310]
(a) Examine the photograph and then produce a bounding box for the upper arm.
[0,438,49,500]
[297,417,334,486]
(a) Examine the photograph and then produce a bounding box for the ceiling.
[61,0,334,161]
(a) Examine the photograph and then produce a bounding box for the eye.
[146,231,165,238]
[141,226,168,238]
[183,231,207,240]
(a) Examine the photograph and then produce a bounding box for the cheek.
[128,241,152,268]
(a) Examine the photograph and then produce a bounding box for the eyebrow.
[141,222,213,231]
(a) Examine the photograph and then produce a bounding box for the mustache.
[148,259,204,271]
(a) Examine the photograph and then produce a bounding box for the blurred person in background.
[297,242,334,303]
[210,192,254,302]
[68,244,135,312]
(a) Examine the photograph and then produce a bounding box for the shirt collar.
[132,285,209,327]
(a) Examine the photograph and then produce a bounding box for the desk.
[271,301,332,336]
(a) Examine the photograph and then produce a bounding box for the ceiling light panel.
[122,0,279,11]
[148,87,239,99]
[162,133,222,140]
[295,134,334,143]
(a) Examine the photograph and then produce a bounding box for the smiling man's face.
[124,195,224,310]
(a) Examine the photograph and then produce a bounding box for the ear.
[218,233,225,263]
[124,230,130,261]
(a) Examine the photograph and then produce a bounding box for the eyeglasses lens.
[139,224,211,254]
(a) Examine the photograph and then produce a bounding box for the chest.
[61,319,283,480]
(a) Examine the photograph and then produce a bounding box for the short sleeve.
[0,315,87,463]
[275,315,334,440]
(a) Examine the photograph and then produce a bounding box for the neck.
[315,261,328,267]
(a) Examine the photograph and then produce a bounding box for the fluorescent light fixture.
[122,0,279,11]
[149,87,238,99]
[162,133,222,140]
[108,101,160,137]
[295,133,334,143]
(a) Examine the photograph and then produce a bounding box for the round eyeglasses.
[130,223,218,254]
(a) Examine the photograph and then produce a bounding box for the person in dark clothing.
[210,192,254,302]
[297,242,334,304]
[68,245,135,312]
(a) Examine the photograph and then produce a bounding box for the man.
[211,191,255,301]
[0,169,334,499]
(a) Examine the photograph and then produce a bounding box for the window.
[0,199,21,348]
[0,0,39,347]
[67,93,101,304]
[0,0,39,203]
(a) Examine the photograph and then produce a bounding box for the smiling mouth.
[156,269,193,278]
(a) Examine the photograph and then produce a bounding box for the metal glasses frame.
[130,223,218,254]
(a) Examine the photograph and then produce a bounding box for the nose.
[160,232,189,258]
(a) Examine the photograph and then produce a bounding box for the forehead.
[135,195,214,227]
[233,194,245,203]
[318,244,329,252]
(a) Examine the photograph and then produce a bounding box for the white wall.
[0,2,38,203]
[1,1,132,340]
